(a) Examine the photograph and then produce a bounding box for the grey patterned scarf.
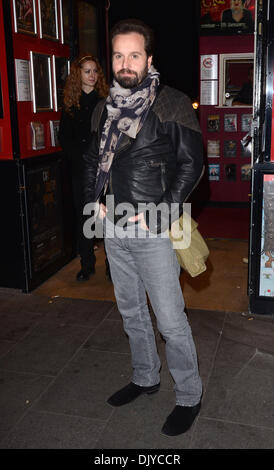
[94,66,160,201]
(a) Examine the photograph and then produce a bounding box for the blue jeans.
[104,221,202,406]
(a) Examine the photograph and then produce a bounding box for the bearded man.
[82,18,204,436]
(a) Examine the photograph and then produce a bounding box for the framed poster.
[224,140,237,157]
[207,114,220,132]
[59,0,70,44]
[200,80,218,105]
[259,175,274,297]
[200,0,255,36]
[12,0,37,35]
[53,56,70,110]
[38,0,59,40]
[241,163,251,180]
[30,52,53,112]
[200,55,218,80]
[224,114,237,132]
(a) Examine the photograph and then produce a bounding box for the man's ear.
[148,55,153,69]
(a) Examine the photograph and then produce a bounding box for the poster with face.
[13,0,37,35]
[200,0,255,35]
[0,74,3,118]
[31,52,53,111]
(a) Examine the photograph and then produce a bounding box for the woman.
[221,0,253,32]
[59,54,109,281]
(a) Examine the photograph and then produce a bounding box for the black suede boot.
[107,382,160,407]
[161,402,201,436]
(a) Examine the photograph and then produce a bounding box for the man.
[83,19,203,436]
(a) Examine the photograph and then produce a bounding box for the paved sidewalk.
[0,287,274,450]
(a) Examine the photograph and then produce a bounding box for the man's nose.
[122,56,130,68]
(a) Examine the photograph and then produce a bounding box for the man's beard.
[114,64,149,89]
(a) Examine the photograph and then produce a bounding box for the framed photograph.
[49,120,60,146]
[224,114,237,132]
[208,164,220,181]
[53,56,70,110]
[200,0,255,36]
[30,122,45,150]
[207,114,220,132]
[12,0,37,35]
[224,140,237,157]
[38,0,59,40]
[30,52,53,112]
[225,163,236,181]
[207,139,220,158]
[59,0,70,44]
[241,114,252,132]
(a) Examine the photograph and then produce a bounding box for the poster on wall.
[38,0,59,40]
[49,120,60,146]
[259,175,274,297]
[30,52,53,112]
[200,0,255,35]
[12,0,37,35]
[208,163,220,181]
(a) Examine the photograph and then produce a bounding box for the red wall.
[200,35,254,202]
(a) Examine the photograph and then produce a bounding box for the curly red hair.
[63,54,109,114]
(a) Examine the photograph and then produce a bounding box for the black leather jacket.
[83,85,204,233]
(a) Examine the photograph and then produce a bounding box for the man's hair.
[110,18,155,57]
